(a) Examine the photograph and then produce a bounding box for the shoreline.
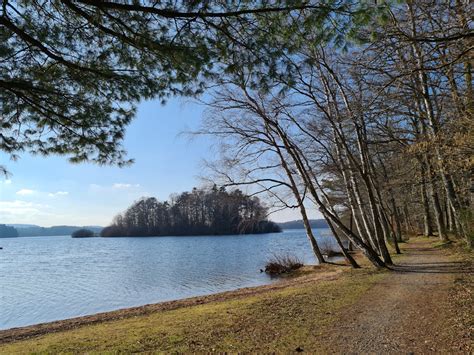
[0,264,344,345]
[0,238,470,353]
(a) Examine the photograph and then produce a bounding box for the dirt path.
[320,239,473,353]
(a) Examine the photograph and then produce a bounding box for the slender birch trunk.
[270,133,326,264]
[326,219,360,268]
[269,122,386,268]
[419,161,434,237]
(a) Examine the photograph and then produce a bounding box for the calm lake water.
[0,229,336,330]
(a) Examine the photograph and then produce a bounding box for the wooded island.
[101,186,281,237]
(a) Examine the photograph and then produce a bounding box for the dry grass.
[0,267,384,353]
[264,253,303,275]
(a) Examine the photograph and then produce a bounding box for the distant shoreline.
[2,230,295,239]
[2,219,328,238]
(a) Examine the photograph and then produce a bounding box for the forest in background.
[0,224,18,238]
[0,225,103,238]
[278,219,329,230]
[101,186,281,237]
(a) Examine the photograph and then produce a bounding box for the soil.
[319,239,473,353]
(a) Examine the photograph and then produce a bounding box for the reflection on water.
[0,229,336,329]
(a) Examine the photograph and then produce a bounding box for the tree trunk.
[388,198,403,243]
[271,123,387,268]
[381,205,401,254]
[300,203,326,264]
[419,165,434,237]
[269,131,326,264]
[332,129,372,246]
[327,219,360,268]
[407,1,461,242]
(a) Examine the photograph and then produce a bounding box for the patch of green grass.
[0,269,385,353]
[432,240,454,249]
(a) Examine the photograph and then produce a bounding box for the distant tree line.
[278,219,329,230]
[2,225,103,237]
[0,224,18,238]
[101,186,281,237]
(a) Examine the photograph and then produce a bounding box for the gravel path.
[320,239,473,354]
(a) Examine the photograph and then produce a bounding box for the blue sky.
[0,98,318,227]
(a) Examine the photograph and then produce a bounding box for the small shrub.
[264,253,303,275]
[71,228,95,238]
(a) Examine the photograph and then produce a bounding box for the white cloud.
[48,191,69,197]
[112,183,140,189]
[16,189,36,196]
[0,200,60,225]
[1,179,12,184]
[0,200,50,218]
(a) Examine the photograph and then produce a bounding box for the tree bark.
[419,164,434,237]
[326,219,360,268]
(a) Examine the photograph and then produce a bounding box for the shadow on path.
[391,246,473,274]
[320,238,473,354]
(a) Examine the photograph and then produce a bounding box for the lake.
[0,229,337,330]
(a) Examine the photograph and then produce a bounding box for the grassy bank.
[0,265,385,353]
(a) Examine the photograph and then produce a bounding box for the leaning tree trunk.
[269,129,326,264]
[300,202,326,264]
[333,130,372,246]
[393,205,403,242]
[326,219,360,268]
[370,158,401,254]
[272,124,387,268]
[378,157,404,244]
[381,205,401,254]
[316,178,361,268]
